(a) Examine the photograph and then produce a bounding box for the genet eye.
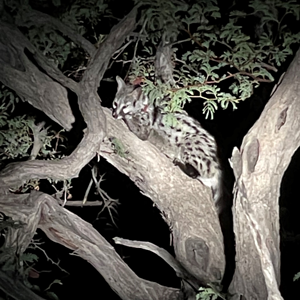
[123,104,130,114]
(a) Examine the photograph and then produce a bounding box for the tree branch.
[0,192,182,300]
[81,5,139,89]
[114,237,199,291]
[99,108,225,285]
[0,7,139,192]
[0,20,75,131]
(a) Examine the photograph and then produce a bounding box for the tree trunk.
[229,48,300,300]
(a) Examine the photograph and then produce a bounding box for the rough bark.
[100,108,225,285]
[0,20,75,131]
[0,6,137,190]
[0,4,225,299]
[0,192,181,300]
[229,48,300,300]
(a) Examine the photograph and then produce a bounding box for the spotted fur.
[112,76,222,208]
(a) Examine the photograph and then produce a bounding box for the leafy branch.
[124,0,300,118]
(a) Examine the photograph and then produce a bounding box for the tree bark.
[0,192,181,300]
[229,48,300,300]
[100,108,225,285]
[0,4,224,299]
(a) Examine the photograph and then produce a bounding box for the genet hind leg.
[173,159,199,179]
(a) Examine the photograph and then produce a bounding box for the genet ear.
[130,87,142,100]
[116,76,126,93]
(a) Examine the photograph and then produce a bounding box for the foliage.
[27,25,74,69]
[0,114,35,159]
[4,0,110,72]
[126,0,300,118]
[196,286,226,300]
[0,84,67,195]
[60,0,111,37]
[6,0,298,118]
[0,86,66,162]
[294,272,300,281]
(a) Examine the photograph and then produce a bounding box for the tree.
[0,0,299,299]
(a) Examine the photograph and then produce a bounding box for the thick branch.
[0,192,181,300]
[98,40,225,285]
[0,7,138,192]
[100,108,225,285]
[229,48,300,299]
[81,6,138,89]
[0,21,75,130]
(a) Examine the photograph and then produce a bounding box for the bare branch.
[0,191,182,300]
[58,200,103,207]
[114,237,199,290]
[91,168,120,227]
